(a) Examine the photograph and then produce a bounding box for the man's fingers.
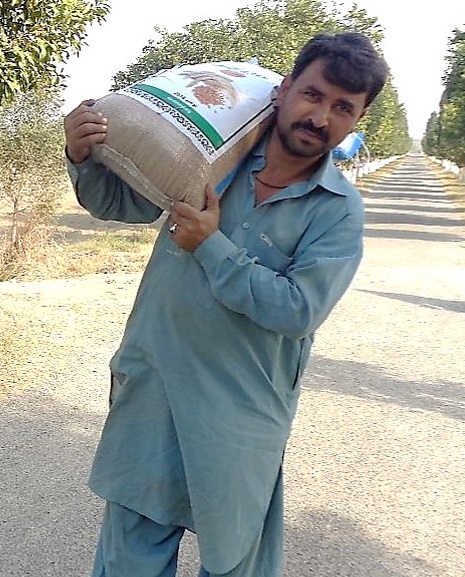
[66,110,107,131]
[81,99,97,107]
[72,120,107,138]
[64,100,109,163]
[66,101,96,121]
[81,132,107,147]
[172,201,198,220]
[65,108,107,133]
[205,183,219,211]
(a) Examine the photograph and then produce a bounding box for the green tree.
[112,19,246,89]
[360,77,411,156]
[0,0,109,104]
[231,0,338,73]
[0,89,67,269]
[437,101,465,166]
[422,112,440,156]
[112,0,338,89]
[425,28,465,167]
[334,3,384,45]
[110,0,410,159]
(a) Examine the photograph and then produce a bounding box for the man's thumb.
[205,183,219,211]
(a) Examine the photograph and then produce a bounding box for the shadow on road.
[360,157,465,243]
[365,211,464,228]
[363,202,462,215]
[0,382,437,577]
[364,189,457,201]
[363,227,464,242]
[284,509,436,577]
[0,387,203,577]
[6,392,435,577]
[302,356,465,423]
[0,392,105,575]
[365,183,445,194]
[358,289,465,314]
[0,380,454,576]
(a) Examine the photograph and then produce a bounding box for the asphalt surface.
[1,153,464,576]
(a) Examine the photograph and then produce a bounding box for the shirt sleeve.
[192,206,363,341]
[65,152,163,224]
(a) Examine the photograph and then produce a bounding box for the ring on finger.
[169,223,178,235]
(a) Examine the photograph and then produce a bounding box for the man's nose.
[309,104,330,128]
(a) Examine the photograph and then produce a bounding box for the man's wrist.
[65,146,89,165]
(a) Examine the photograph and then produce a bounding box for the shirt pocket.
[248,232,293,274]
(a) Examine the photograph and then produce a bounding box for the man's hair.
[291,32,388,106]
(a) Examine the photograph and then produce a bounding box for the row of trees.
[0,1,109,277]
[112,0,411,158]
[0,90,67,253]
[0,0,412,278]
[422,28,465,167]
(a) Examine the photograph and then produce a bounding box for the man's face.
[275,58,368,159]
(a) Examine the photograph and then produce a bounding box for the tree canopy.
[0,0,109,104]
[112,0,384,88]
[422,28,465,166]
[110,0,410,159]
[359,76,411,158]
[0,87,67,264]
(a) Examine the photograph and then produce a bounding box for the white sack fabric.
[91,61,283,210]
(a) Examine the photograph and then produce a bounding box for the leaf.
[0,0,110,105]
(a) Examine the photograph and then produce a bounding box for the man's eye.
[336,103,353,115]
[304,91,320,101]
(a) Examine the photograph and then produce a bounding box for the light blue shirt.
[67,139,364,573]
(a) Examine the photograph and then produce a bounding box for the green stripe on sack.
[134,84,224,149]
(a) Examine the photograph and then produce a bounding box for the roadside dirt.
[1,154,464,577]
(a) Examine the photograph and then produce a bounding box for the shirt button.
[242,222,250,229]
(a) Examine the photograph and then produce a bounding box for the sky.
[62,0,465,139]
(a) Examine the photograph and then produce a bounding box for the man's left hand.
[169,184,220,252]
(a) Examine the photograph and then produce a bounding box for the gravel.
[0,154,464,576]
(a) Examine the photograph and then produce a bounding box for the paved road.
[1,154,464,576]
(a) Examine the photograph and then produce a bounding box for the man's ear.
[276,75,293,107]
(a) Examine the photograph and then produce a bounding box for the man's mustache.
[292,121,329,144]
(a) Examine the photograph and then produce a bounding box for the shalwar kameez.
[67,138,364,576]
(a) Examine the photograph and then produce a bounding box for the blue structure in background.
[332,132,365,161]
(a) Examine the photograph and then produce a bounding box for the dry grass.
[0,201,158,398]
[0,183,160,282]
[426,160,465,217]
[0,305,25,395]
[55,228,157,278]
[0,292,100,397]
[1,227,65,282]
[0,227,157,282]
[0,298,55,397]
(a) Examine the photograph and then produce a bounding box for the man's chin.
[290,141,328,158]
[277,129,329,158]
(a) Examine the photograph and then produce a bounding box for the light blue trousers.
[91,474,283,577]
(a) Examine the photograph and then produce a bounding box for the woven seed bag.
[91,61,283,210]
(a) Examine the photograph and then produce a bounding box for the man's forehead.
[295,60,368,103]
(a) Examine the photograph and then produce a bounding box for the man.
[65,32,387,577]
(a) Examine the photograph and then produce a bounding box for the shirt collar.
[250,136,354,197]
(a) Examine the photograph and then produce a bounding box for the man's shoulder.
[322,162,364,207]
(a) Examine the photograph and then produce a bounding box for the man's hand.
[64,99,107,164]
[169,184,220,252]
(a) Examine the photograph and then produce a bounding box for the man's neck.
[261,129,326,185]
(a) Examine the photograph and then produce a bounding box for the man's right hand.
[64,99,108,164]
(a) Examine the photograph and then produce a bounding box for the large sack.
[91,61,283,210]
